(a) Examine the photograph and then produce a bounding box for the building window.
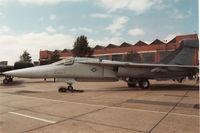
[112,54,123,61]
[159,51,173,61]
[124,51,140,63]
[99,55,109,60]
[142,52,155,63]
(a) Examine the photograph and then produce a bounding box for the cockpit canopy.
[52,57,100,66]
[52,57,74,65]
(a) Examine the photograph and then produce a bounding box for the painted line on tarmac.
[9,112,56,124]
[169,112,200,118]
[31,97,200,118]
[8,94,200,118]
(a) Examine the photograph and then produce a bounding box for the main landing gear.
[127,78,150,89]
[3,77,13,84]
[138,79,150,89]
[58,82,83,93]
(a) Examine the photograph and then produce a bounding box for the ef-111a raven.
[3,39,199,92]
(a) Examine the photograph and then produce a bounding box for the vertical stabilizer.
[160,39,199,65]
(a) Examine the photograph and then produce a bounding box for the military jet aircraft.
[3,39,199,92]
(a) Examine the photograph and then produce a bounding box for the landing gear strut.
[3,77,13,84]
[127,78,137,87]
[58,82,83,93]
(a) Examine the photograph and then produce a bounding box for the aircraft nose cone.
[3,71,11,75]
[3,71,18,76]
[3,69,31,77]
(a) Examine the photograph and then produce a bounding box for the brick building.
[39,34,198,65]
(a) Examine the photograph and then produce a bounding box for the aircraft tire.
[3,79,8,84]
[139,79,150,89]
[68,86,74,92]
[58,88,62,92]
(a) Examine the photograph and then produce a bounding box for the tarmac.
[0,77,199,133]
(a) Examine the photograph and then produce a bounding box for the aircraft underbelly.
[76,77,118,82]
[152,71,188,78]
[117,67,150,78]
[117,67,188,79]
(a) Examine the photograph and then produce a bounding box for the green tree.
[20,50,32,63]
[72,35,94,57]
[124,51,140,63]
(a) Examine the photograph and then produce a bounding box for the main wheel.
[139,79,150,89]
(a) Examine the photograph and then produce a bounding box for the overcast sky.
[0,0,198,65]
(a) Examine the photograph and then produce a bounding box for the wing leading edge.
[77,59,198,69]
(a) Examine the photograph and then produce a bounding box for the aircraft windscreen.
[52,58,74,65]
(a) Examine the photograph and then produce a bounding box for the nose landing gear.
[3,77,13,84]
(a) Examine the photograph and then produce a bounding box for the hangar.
[39,34,198,65]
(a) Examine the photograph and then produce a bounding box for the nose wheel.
[3,77,13,84]
[67,85,73,91]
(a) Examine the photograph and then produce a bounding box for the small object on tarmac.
[58,87,84,93]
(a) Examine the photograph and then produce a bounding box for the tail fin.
[160,38,199,65]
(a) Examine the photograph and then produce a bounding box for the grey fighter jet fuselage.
[3,39,199,92]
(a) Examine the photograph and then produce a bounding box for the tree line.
[19,35,138,67]
[22,35,93,65]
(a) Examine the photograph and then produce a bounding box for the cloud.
[0,0,15,5]
[169,9,192,19]
[164,33,181,42]
[91,13,111,18]
[45,26,65,33]
[79,27,93,33]
[50,14,56,20]
[96,0,164,14]
[0,32,74,65]
[70,27,93,34]
[0,12,3,16]
[105,16,128,34]
[128,28,145,36]
[39,17,44,22]
[0,26,11,34]
[58,25,65,30]
[45,26,56,33]
[19,0,86,5]
[173,0,180,3]
[70,28,78,34]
